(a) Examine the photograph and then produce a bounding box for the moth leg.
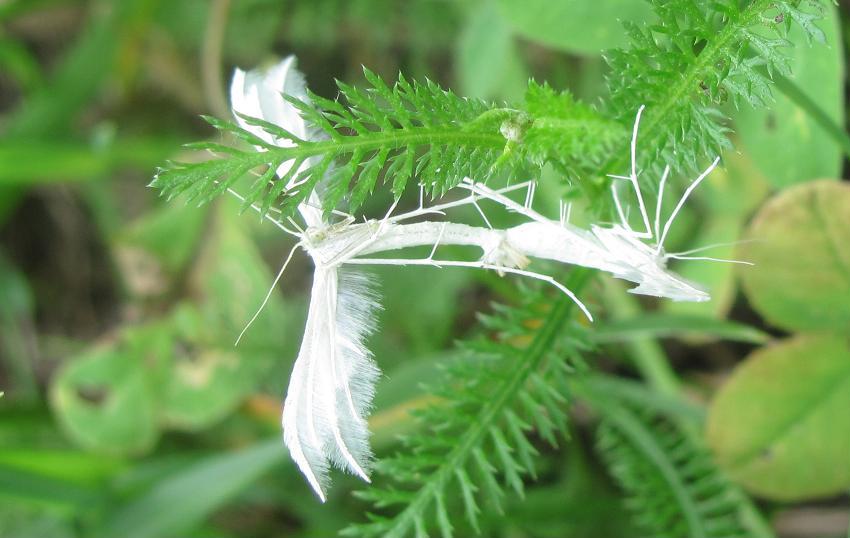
[345,256,592,322]
[236,240,301,345]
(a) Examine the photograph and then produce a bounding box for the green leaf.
[0,463,102,510]
[734,2,843,188]
[5,0,160,138]
[0,503,76,538]
[456,0,527,101]
[116,201,207,293]
[738,180,850,333]
[585,389,759,538]
[0,449,122,485]
[496,0,654,55]
[371,265,474,359]
[707,333,850,501]
[49,324,168,454]
[160,304,268,430]
[0,36,44,93]
[159,206,289,429]
[347,272,592,538]
[0,139,179,185]
[97,440,283,538]
[523,81,624,166]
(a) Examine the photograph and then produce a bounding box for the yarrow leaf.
[344,276,591,538]
[153,70,621,222]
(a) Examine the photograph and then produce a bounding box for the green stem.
[383,269,592,538]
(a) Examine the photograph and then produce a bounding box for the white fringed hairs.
[228,57,736,501]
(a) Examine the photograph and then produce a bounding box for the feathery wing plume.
[282,269,381,501]
[230,58,382,499]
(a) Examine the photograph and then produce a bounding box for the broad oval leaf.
[160,207,289,429]
[706,333,850,501]
[738,180,850,332]
[50,325,167,454]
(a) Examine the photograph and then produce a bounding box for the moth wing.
[282,267,381,500]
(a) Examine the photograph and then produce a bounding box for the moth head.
[593,225,710,302]
[628,262,710,302]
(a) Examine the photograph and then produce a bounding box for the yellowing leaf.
[739,180,850,332]
[707,333,850,501]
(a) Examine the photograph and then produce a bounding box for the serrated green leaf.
[735,2,842,188]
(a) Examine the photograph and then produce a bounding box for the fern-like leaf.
[153,73,621,221]
[593,401,757,538]
[343,273,591,538]
[603,0,825,178]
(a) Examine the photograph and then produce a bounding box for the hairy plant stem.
[380,268,592,538]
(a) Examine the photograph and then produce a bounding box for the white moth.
[228,57,743,501]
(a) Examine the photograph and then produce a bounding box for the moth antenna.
[667,254,753,266]
[235,241,300,346]
[346,257,592,321]
[654,165,671,246]
[658,156,721,251]
[611,183,631,231]
[671,238,757,257]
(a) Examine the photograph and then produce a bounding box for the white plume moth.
[226,57,747,501]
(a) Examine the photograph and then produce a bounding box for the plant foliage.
[604,0,826,176]
[344,275,591,538]
[153,73,620,221]
[149,1,830,537]
[338,1,829,536]
[594,401,756,538]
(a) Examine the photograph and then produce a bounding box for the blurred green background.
[0,1,848,537]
